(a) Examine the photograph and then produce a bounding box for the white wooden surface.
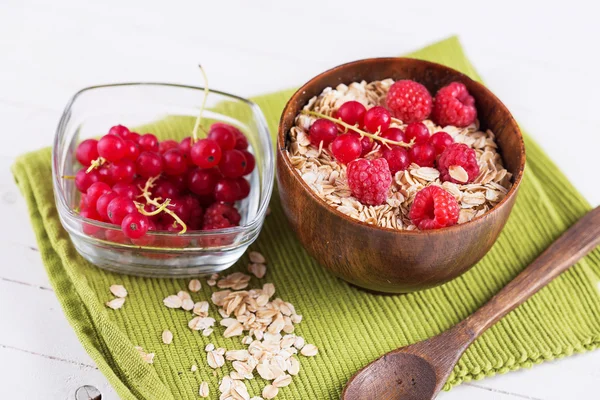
[1,0,599,398]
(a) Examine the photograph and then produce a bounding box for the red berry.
[437,143,479,184]
[162,197,191,225]
[347,133,374,156]
[409,186,459,230]
[121,212,149,239]
[386,80,432,123]
[106,228,129,243]
[235,178,250,200]
[138,133,159,152]
[109,159,136,183]
[432,82,477,127]
[75,168,100,193]
[219,149,247,178]
[408,143,436,167]
[179,137,195,165]
[154,179,179,200]
[168,173,187,193]
[159,139,179,154]
[430,131,454,155]
[382,147,410,174]
[208,126,236,151]
[363,106,391,133]
[96,191,119,221]
[211,123,248,150]
[86,182,112,208]
[131,219,156,246]
[108,125,130,138]
[381,127,406,147]
[331,134,362,164]
[336,101,366,127]
[112,182,138,199]
[347,158,392,206]
[181,195,203,229]
[309,119,338,147]
[122,139,140,161]
[404,122,430,144]
[76,139,99,166]
[136,151,163,178]
[191,139,222,168]
[97,135,125,162]
[107,196,137,224]
[214,179,241,203]
[80,208,102,235]
[162,148,187,176]
[203,202,241,230]
[125,131,141,142]
[240,150,255,175]
[187,168,219,196]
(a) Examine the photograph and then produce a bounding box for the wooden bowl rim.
[277,57,526,236]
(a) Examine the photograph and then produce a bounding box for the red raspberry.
[437,143,480,184]
[409,186,459,230]
[202,203,241,230]
[347,158,392,206]
[432,82,477,127]
[386,80,432,124]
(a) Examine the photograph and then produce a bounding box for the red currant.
[179,137,194,165]
[331,134,362,164]
[121,212,149,239]
[409,143,436,167]
[154,179,179,200]
[136,151,163,178]
[381,128,406,147]
[363,106,391,133]
[108,125,130,138]
[430,131,454,155]
[80,208,102,235]
[138,133,159,152]
[208,126,236,151]
[107,196,137,224]
[75,168,100,193]
[159,139,179,154]
[219,149,247,178]
[382,148,410,174]
[97,135,125,162]
[240,150,255,175]
[309,119,338,147]
[190,139,222,168]
[96,191,119,221]
[348,133,374,156]
[405,122,430,144]
[76,139,99,166]
[86,182,112,208]
[162,197,191,225]
[97,165,115,186]
[122,139,140,161]
[131,219,156,246]
[167,173,187,193]
[112,182,138,199]
[235,178,250,200]
[336,101,366,127]
[162,148,187,176]
[214,179,241,202]
[106,228,130,243]
[187,168,219,195]
[109,159,136,184]
[211,122,247,150]
[125,131,141,142]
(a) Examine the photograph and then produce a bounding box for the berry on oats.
[363,106,391,133]
[408,142,436,167]
[409,186,459,230]
[438,143,479,184]
[404,122,430,144]
[347,158,392,206]
[382,147,410,174]
[348,132,374,156]
[429,131,454,155]
[331,134,362,164]
[308,119,338,146]
[335,100,366,128]
[381,127,406,147]
[386,80,432,123]
[432,82,477,127]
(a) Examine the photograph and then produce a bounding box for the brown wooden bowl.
[276,58,526,293]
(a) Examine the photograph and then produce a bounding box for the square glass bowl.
[53,83,273,277]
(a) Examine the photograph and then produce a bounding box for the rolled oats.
[109,284,127,298]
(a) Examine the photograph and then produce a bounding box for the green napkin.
[12,37,600,400]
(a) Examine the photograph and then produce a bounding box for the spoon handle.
[463,206,600,337]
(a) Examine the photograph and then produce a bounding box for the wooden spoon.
[342,207,600,400]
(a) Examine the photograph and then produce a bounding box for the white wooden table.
[1,0,599,398]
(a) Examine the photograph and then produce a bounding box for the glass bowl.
[52,83,273,277]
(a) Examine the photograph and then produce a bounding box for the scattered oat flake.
[181,298,194,311]
[449,165,469,183]
[199,381,209,398]
[262,385,279,399]
[161,329,173,344]
[248,263,267,279]
[106,297,125,310]
[301,344,318,357]
[188,279,202,292]
[273,374,292,388]
[191,364,198,372]
[249,251,266,264]
[109,284,127,298]
[163,295,182,309]
[202,328,213,337]
[177,290,191,300]
[205,343,215,352]
[207,279,217,287]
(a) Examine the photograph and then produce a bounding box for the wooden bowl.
[276,58,526,293]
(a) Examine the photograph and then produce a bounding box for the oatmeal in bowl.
[287,78,512,231]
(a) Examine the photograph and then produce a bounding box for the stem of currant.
[137,176,188,234]
[300,110,413,149]
[191,64,210,143]
[86,157,106,173]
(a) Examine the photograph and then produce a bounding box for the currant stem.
[301,110,413,149]
[86,157,106,173]
[191,64,210,143]
[138,176,188,234]
[62,175,76,180]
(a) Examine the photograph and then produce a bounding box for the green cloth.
[12,37,600,400]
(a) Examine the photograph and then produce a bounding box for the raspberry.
[409,186,459,230]
[202,202,241,230]
[432,82,477,127]
[437,143,480,184]
[386,80,432,124]
[347,158,392,206]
